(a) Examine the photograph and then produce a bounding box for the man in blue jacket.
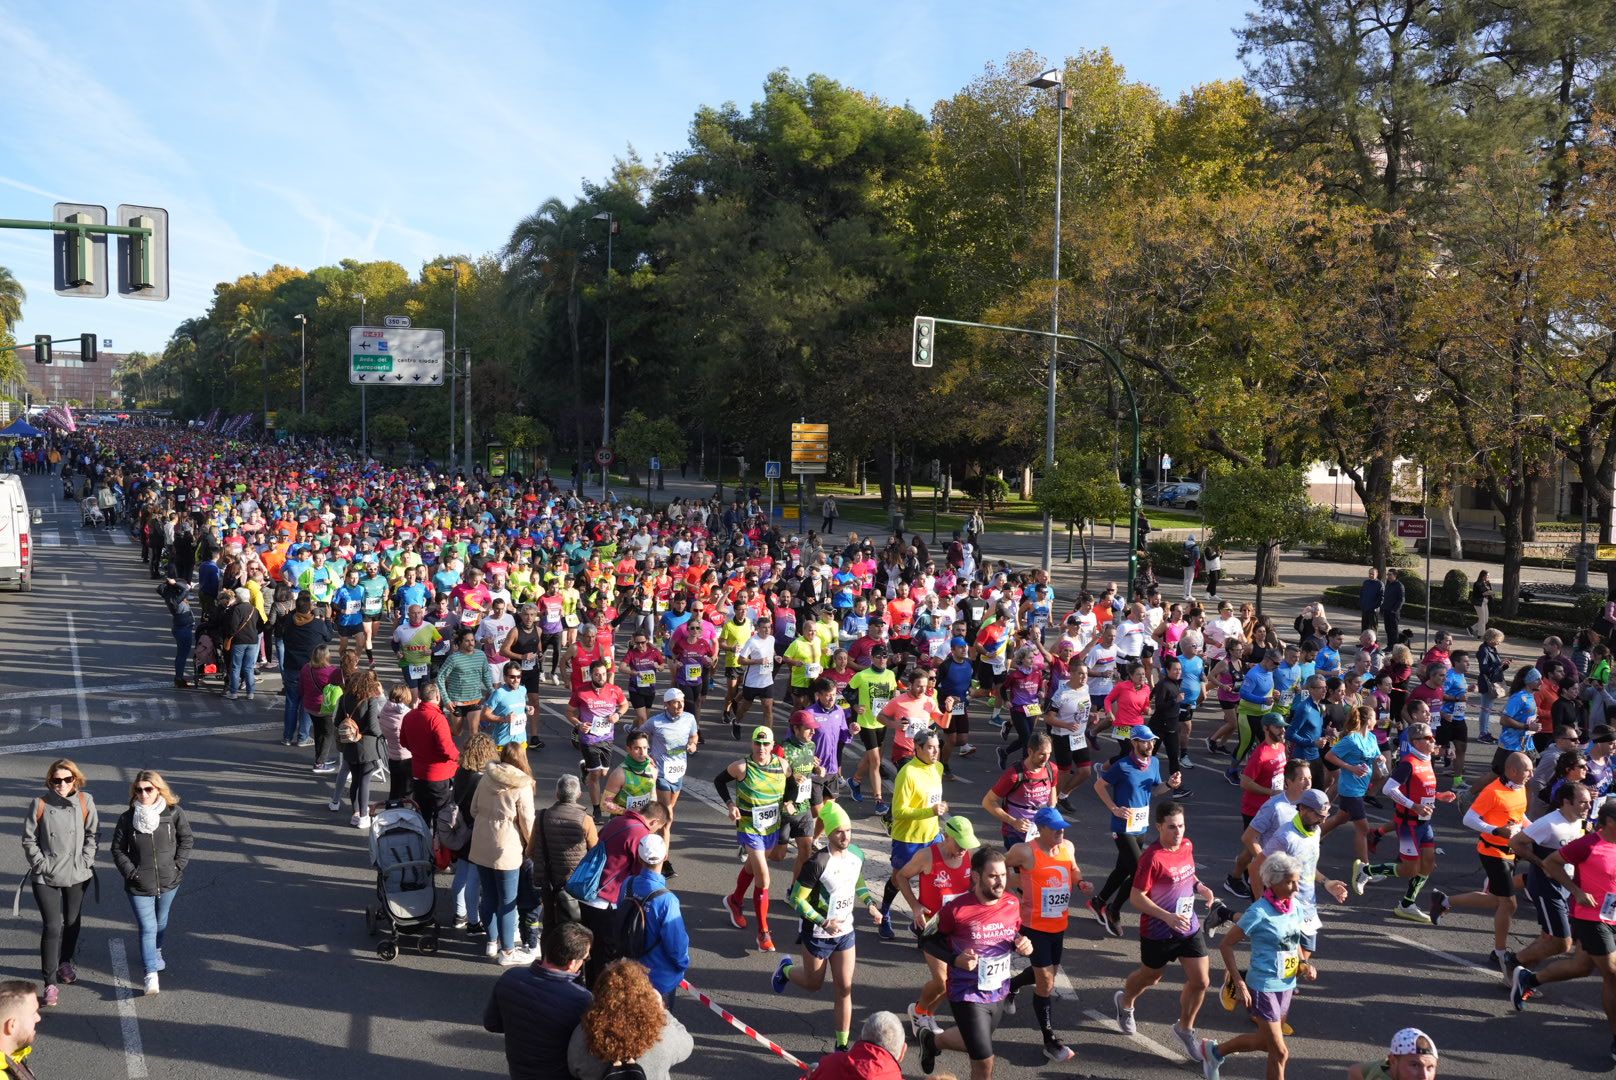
[626,833,691,1004]
[1358,568,1383,632]
[1287,676,1329,789]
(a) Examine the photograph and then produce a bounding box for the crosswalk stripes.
[33,528,136,548]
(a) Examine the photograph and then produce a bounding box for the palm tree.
[0,264,24,331]
[503,197,588,462]
[231,305,275,426]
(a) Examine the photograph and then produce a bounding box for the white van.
[0,474,34,591]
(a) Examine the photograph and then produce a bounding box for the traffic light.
[33,335,51,364]
[80,334,98,362]
[52,203,109,298]
[115,205,169,301]
[912,316,935,368]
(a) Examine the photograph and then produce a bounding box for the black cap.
[870,645,890,658]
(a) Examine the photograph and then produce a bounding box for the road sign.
[595,446,615,467]
[649,455,662,472]
[790,422,829,475]
[1597,544,1616,561]
[383,315,411,328]
[764,460,781,479]
[101,338,111,348]
[1394,517,1430,540]
[348,326,444,385]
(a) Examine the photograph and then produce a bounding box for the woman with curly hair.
[567,960,692,1080]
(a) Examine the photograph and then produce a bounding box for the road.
[0,469,1607,1080]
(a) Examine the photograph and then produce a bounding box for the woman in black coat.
[110,770,193,995]
[330,668,386,830]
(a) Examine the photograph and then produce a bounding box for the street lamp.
[293,313,307,416]
[593,211,615,500]
[1026,65,1068,573]
[355,294,367,458]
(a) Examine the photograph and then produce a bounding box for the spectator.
[1348,1026,1439,1080]
[399,682,459,830]
[485,921,595,1080]
[278,594,334,747]
[1358,568,1383,633]
[531,774,598,931]
[1468,572,1494,638]
[623,834,690,1002]
[567,959,693,1080]
[222,586,263,701]
[157,577,196,689]
[1380,569,1404,648]
[471,746,538,966]
[1202,544,1223,597]
[109,771,193,995]
[0,980,41,1080]
[581,802,670,987]
[20,758,98,1008]
[805,1011,907,1080]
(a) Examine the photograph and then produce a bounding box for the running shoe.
[919,1028,938,1074]
[1087,896,1110,932]
[498,948,536,967]
[484,940,500,959]
[1223,766,1240,787]
[878,913,896,941]
[1057,797,1076,813]
[1206,738,1223,755]
[1180,753,1196,770]
[1392,901,1432,924]
[1223,874,1253,900]
[958,742,977,757]
[1451,775,1469,791]
[724,894,748,929]
[849,779,863,803]
[1114,990,1137,1035]
[1042,1035,1075,1063]
[452,916,469,930]
[1100,906,1122,938]
[1219,976,1236,1012]
[663,859,677,879]
[1200,1040,1223,1079]
[142,973,159,995]
[874,800,890,816]
[1364,794,1384,809]
[906,1003,940,1036]
[1510,966,1536,1011]
[757,931,776,952]
[1498,950,1520,982]
[1204,900,1236,937]
[56,963,77,985]
[296,737,315,747]
[1281,1020,1295,1036]
[328,795,343,812]
[731,718,741,740]
[1477,733,1498,745]
[1428,888,1450,926]
[1172,1023,1203,1062]
[996,746,1009,770]
[772,957,793,994]
[1350,859,1371,897]
[1170,788,1194,801]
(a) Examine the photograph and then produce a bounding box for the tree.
[504,198,591,460]
[614,408,685,489]
[0,265,24,330]
[493,413,549,450]
[231,305,276,423]
[370,413,409,454]
[1202,466,1327,617]
[1033,451,1129,587]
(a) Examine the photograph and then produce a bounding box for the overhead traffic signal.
[33,335,51,364]
[80,334,98,361]
[912,316,935,368]
[116,205,170,301]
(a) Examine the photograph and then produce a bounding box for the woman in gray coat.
[19,758,98,1007]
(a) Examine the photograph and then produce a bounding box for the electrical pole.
[462,347,472,475]
[449,266,459,472]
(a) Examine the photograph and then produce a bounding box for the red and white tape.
[679,979,811,1072]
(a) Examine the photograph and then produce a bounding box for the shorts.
[655,774,685,794]
[812,774,847,806]
[947,998,1007,1062]
[1048,733,1091,770]
[737,829,778,853]
[891,840,930,876]
[1490,746,1512,778]
[1435,716,1467,745]
[1024,926,1064,968]
[1479,852,1515,898]
[1299,930,1317,954]
[579,742,613,773]
[675,681,707,700]
[799,923,856,959]
[1241,813,1255,830]
[1090,694,1108,717]
[1525,878,1572,940]
[742,685,772,702]
[778,808,814,841]
[1574,916,1616,957]
[1248,988,1293,1023]
[629,689,656,710]
[947,709,970,735]
[520,669,545,694]
[337,624,363,638]
[859,726,888,751]
[1336,795,1367,823]
[1140,930,1208,970]
[1395,816,1436,860]
[974,662,1006,690]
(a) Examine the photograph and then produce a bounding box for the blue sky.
[0,0,1251,354]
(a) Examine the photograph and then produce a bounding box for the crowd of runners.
[21,422,1616,1080]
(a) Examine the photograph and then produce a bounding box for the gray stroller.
[363,802,439,961]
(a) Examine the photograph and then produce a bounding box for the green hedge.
[1441,568,1468,606]
[1306,521,1417,569]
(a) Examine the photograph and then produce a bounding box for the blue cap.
[1033,806,1069,831]
[1129,725,1158,742]
[950,637,969,649]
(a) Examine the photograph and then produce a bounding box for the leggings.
[1157,717,1183,775]
[33,879,86,985]
[1006,707,1033,763]
[1234,707,1264,764]
[1097,833,1146,916]
[541,632,563,676]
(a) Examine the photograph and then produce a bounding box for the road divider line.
[1080,1007,1186,1062]
[1384,932,1599,1016]
[108,939,150,1078]
[0,721,277,756]
[66,611,90,739]
[0,679,175,703]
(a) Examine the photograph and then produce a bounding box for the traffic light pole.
[913,315,1142,599]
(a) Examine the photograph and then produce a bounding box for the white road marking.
[108,939,150,1078]
[0,721,277,756]
[60,573,68,585]
[0,680,175,703]
[108,530,130,545]
[37,528,59,547]
[1384,932,1599,1016]
[66,611,90,739]
[1080,1007,1187,1063]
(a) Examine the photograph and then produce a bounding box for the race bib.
[407,664,429,680]
[461,612,481,629]
[563,613,580,628]
[682,662,704,683]
[662,756,688,783]
[907,718,933,741]
[1270,771,1284,792]
[1067,728,1087,750]
[1021,702,1043,719]
[508,714,528,743]
[625,791,653,811]
[806,663,823,680]
[1278,950,1300,980]
[1123,805,1149,834]
[1113,725,1134,742]
[976,952,1012,992]
[796,776,813,804]
[925,789,942,808]
[635,670,656,689]
[520,658,536,671]
[1419,796,1436,814]
[750,803,781,833]
[1175,896,1196,921]
[951,701,966,717]
[343,600,361,616]
[363,598,383,615]
[990,654,1007,674]
[870,694,892,716]
[815,893,855,939]
[1040,884,1071,919]
[589,714,615,738]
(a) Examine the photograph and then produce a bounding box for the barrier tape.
[679,978,811,1072]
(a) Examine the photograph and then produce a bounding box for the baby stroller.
[80,501,105,529]
[363,802,439,961]
[191,632,221,687]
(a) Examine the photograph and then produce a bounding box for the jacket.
[1381,579,1404,615]
[299,663,340,713]
[340,694,387,765]
[399,702,459,781]
[111,803,193,896]
[531,803,594,889]
[596,810,653,906]
[470,763,536,871]
[804,1041,904,1080]
[567,1014,693,1080]
[21,790,98,888]
[278,612,334,671]
[623,868,690,995]
[1358,577,1384,612]
[223,601,261,646]
[484,963,593,1080]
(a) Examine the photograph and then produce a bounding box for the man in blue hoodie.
[625,833,690,1005]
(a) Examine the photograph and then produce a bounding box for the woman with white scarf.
[110,771,193,995]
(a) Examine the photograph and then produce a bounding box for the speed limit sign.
[594,446,615,467]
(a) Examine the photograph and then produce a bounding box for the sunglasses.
[135,785,156,793]
[49,776,74,786]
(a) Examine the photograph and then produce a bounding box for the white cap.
[636,833,668,864]
[663,688,685,702]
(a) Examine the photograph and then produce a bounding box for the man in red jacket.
[806,1011,905,1080]
[399,683,459,831]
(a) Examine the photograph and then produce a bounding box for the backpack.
[319,682,344,717]
[435,794,472,854]
[564,839,609,905]
[599,1065,647,1080]
[336,717,361,744]
[608,878,669,964]
[35,792,90,824]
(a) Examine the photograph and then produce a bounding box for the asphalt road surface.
[0,470,1608,1080]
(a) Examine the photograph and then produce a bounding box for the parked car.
[1162,482,1203,510]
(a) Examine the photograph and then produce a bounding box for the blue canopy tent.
[0,419,45,438]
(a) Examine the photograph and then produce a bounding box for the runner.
[773,709,823,880]
[571,658,630,817]
[982,733,1059,848]
[391,603,441,693]
[644,688,699,876]
[893,815,980,1035]
[1003,806,1091,1062]
[1047,663,1094,811]
[1115,800,1222,1063]
[1320,705,1383,864]
[601,727,659,819]
[848,646,899,814]
[716,725,794,952]
[717,606,754,731]
[669,615,716,726]
[1351,722,1458,920]
[878,730,949,940]
[936,636,979,765]
[917,846,1036,1080]
[621,629,665,727]
[1091,726,1184,936]
[1507,779,1593,979]
[1226,758,1311,900]
[1428,751,1532,968]
[771,801,883,1054]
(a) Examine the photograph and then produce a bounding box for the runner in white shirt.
[731,615,779,735]
[1047,669,1095,810]
[1205,602,1244,663]
[475,599,517,683]
[1085,623,1121,714]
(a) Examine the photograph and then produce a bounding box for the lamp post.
[449,263,462,472]
[1027,66,1067,573]
[593,211,615,500]
[294,313,307,416]
[355,294,367,458]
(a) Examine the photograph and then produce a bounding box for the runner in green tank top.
[716,725,797,953]
[773,710,825,878]
[602,728,659,815]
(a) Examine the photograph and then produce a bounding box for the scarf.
[1261,887,1293,915]
[133,796,167,835]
